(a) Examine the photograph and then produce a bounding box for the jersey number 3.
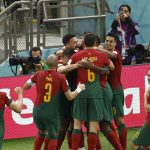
[44,83,52,102]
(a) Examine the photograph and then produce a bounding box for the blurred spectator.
[110,4,139,65]
[20,47,48,75]
[131,44,150,65]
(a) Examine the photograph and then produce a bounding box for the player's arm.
[98,48,117,60]
[57,63,80,74]
[8,87,23,113]
[65,82,85,100]
[79,59,110,75]
[107,59,115,71]
[23,79,34,90]
[144,87,150,112]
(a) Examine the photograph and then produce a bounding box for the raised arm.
[9,87,23,113]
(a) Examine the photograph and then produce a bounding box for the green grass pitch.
[3,128,139,150]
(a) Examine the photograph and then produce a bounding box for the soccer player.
[57,48,79,150]
[131,68,150,150]
[99,32,127,150]
[23,54,85,150]
[0,87,23,150]
[69,33,114,150]
[56,33,78,58]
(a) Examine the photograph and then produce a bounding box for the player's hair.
[62,33,76,45]
[46,54,58,68]
[96,35,101,46]
[62,48,75,58]
[30,47,42,56]
[83,33,97,47]
[106,32,119,42]
[119,4,131,13]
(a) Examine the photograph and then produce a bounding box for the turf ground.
[2,127,139,150]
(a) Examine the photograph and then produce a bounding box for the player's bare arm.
[9,87,23,113]
[79,58,110,75]
[144,87,150,112]
[57,63,80,74]
[23,79,34,90]
[65,82,85,100]
[98,48,117,60]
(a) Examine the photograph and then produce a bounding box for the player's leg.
[45,118,60,150]
[67,121,73,150]
[72,96,87,150]
[100,120,123,150]
[33,130,46,150]
[100,82,121,149]
[112,86,127,150]
[0,122,4,150]
[88,97,104,150]
[57,118,70,150]
[85,120,102,150]
[33,108,46,150]
[72,119,82,150]
[88,121,99,150]
[131,123,150,150]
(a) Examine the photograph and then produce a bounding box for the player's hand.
[79,59,93,69]
[14,87,23,95]
[77,82,86,91]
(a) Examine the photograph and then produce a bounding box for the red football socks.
[88,132,98,150]
[72,129,81,150]
[33,135,45,150]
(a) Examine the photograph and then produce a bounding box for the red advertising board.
[0,64,150,139]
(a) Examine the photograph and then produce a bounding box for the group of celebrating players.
[0,32,150,150]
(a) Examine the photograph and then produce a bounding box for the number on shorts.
[44,83,52,102]
[88,69,95,82]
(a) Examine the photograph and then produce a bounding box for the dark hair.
[62,33,76,45]
[30,47,42,56]
[62,48,75,58]
[96,35,101,46]
[119,4,131,13]
[83,33,97,47]
[106,33,119,42]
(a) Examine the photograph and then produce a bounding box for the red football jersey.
[108,50,122,90]
[146,90,150,127]
[31,70,69,106]
[70,49,110,84]
[0,92,12,110]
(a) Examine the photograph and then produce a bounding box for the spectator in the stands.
[109,4,139,65]
[131,44,146,65]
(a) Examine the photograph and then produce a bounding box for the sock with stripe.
[88,132,98,150]
[118,124,127,150]
[72,129,81,150]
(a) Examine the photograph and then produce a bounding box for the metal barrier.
[0,0,111,64]
[36,0,107,48]
[0,1,33,64]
